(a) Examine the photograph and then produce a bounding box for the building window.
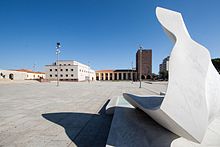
[66,74,68,77]
[66,69,68,71]
[64,64,66,66]
[55,74,57,77]
[50,75,52,77]
[50,69,52,71]
[60,74,63,77]
[55,69,57,71]
[71,69,73,71]
[59,64,62,66]
[68,64,71,66]
[71,74,74,77]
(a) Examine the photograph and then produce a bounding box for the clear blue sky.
[0,0,220,73]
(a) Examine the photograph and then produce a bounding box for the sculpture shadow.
[106,106,179,147]
[42,100,113,147]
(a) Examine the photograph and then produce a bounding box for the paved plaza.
[0,81,167,147]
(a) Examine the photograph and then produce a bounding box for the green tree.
[159,71,168,80]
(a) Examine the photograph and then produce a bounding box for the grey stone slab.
[106,96,220,147]
[106,103,178,147]
[0,81,167,146]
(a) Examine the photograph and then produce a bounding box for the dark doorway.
[9,74,14,80]
[105,73,108,80]
[118,73,122,80]
[101,73,104,80]
[141,75,145,80]
[128,73,131,80]
[110,73,112,80]
[123,73,126,80]
[147,75,151,79]
[114,73,117,80]
[133,73,136,81]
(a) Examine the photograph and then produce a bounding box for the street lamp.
[88,61,90,83]
[56,42,61,86]
[131,61,133,84]
[139,46,143,88]
[33,63,36,71]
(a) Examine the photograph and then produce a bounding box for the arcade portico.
[96,69,137,81]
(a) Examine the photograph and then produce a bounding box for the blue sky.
[0,0,220,73]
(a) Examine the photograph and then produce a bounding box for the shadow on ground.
[42,100,112,147]
[106,106,179,147]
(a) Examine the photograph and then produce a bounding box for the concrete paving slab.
[0,81,167,146]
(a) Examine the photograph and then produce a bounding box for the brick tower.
[136,49,152,79]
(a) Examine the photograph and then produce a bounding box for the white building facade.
[0,69,45,80]
[45,60,96,82]
[0,70,26,80]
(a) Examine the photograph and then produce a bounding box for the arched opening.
[101,73,104,80]
[9,73,14,80]
[114,73,117,80]
[147,75,151,79]
[128,73,131,80]
[118,73,122,80]
[132,73,136,81]
[105,73,108,80]
[110,73,112,80]
[123,73,126,80]
[141,75,145,80]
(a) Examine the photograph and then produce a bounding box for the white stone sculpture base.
[106,96,220,147]
[122,6,220,143]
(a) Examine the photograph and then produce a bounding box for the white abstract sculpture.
[123,7,220,143]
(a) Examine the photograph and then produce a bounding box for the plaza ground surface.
[0,80,167,147]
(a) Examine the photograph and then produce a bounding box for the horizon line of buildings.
[0,49,172,81]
